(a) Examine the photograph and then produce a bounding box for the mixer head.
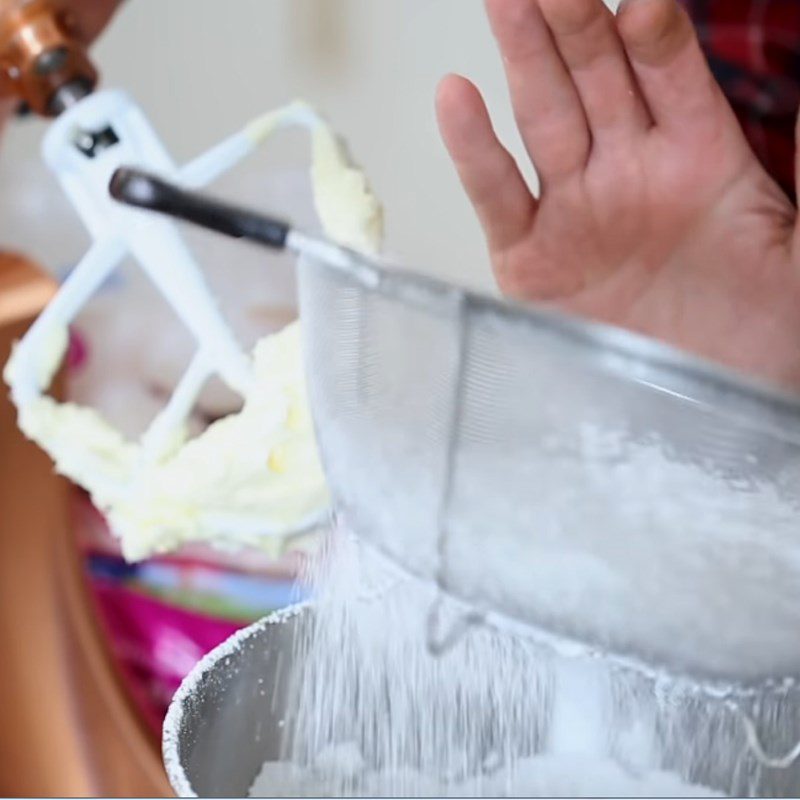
[0,0,119,116]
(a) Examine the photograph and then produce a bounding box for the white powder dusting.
[249,746,721,797]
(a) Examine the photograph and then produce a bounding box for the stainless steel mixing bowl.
[164,602,800,798]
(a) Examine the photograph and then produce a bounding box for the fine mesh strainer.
[112,168,800,687]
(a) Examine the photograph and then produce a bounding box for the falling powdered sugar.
[243,529,800,797]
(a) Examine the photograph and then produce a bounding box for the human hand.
[437,0,800,389]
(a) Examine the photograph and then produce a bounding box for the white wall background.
[0,0,619,291]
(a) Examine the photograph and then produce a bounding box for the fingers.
[436,74,538,252]
[485,0,591,183]
[617,0,731,138]
[538,0,651,142]
[486,0,728,178]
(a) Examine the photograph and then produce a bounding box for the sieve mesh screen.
[297,250,800,684]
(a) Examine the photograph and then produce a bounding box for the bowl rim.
[162,602,311,798]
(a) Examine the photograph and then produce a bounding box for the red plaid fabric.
[680,0,800,200]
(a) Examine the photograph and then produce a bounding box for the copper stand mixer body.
[0,0,170,793]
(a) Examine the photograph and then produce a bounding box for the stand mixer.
[0,1,168,795]
[0,2,344,792]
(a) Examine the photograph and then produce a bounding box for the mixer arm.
[178,127,258,190]
[138,350,214,462]
[5,236,125,406]
[178,103,325,190]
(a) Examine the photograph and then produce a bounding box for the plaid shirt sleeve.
[679,0,800,201]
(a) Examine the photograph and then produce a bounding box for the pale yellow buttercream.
[5,102,382,561]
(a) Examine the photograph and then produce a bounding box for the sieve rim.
[300,249,800,443]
